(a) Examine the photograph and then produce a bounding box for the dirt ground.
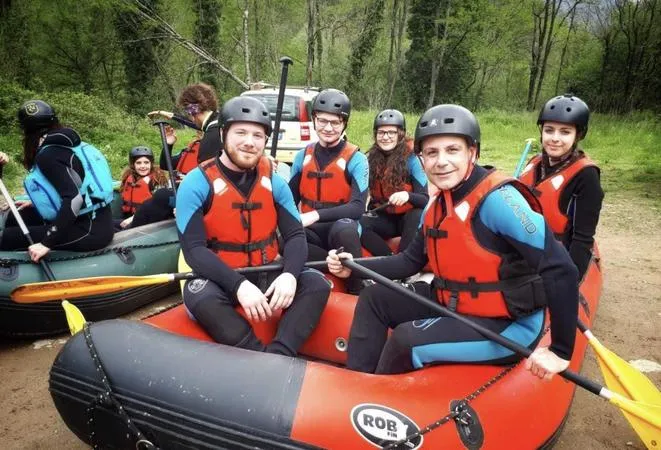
[0,194,659,450]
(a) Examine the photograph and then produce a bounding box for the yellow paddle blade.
[62,301,86,335]
[589,333,661,405]
[607,392,661,449]
[10,274,175,303]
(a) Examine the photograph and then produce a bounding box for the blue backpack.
[24,142,114,221]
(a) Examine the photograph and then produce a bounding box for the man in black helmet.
[288,88,369,294]
[175,96,330,355]
[328,104,580,379]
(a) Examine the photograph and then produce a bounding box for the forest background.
[0,0,659,199]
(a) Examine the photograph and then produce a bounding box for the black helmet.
[221,96,272,136]
[312,89,351,121]
[374,109,406,133]
[414,104,481,155]
[17,100,58,132]
[129,146,154,163]
[537,94,590,139]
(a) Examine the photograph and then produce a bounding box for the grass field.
[1,106,659,204]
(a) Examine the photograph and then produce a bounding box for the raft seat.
[145,291,359,365]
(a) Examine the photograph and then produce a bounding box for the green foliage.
[193,0,222,88]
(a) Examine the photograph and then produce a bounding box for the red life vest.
[519,154,597,240]
[176,139,201,175]
[120,174,153,214]
[201,157,279,268]
[424,170,544,319]
[299,142,359,213]
[369,141,416,215]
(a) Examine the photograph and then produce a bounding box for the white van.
[240,85,319,163]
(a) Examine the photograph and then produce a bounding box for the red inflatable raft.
[49,249,601,449]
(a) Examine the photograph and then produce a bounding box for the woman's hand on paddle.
[28,243,50,263]
[265,272,297,311]
[119,215,134,229]
[389,191,409,206]
[0,151,8,165]
[236,279,272,322]
[525,346,570,380]
[327,249,353,279]
[147,110,174,120]
[15,199,32,210]
[165,125,177,146]
[300,211,319,228]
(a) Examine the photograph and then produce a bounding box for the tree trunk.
[387,0,407,106]
[242,0,251,85]
[427,0,452,109]
[315,0,322,84]
[554,4,577,95]
[306,0,315,85]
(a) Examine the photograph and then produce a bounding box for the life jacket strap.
[207,231,278,254]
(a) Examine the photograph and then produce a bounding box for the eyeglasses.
[376,130,398,139]
[315,117,344,129]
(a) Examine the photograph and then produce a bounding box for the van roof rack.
[248,82,320,92]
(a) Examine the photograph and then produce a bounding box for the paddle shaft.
[0,177,56,281]
[154,120,178,195]
[342,259,605,397]
[270,56,294,159]
[514,139,535,178]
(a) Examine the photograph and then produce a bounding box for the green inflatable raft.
[0,216,180,339]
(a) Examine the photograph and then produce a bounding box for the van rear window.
[245,94,300,122]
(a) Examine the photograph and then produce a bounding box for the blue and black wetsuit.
[176,157,330,355]
[347,165,579,374]
[361,152,429,254]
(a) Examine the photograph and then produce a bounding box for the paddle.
[0,177,57,281]
[269,56,295,181]
[10,256,388,303]
[514,138,536,177]
[340,259,661,448]
[363,203,390,218]
[153,120,178,194]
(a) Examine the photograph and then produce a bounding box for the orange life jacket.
[519,154,597,240]
[299,142,359,213]
[176,139,201,175]
[201,157,279,268]
[424,170,544,319]
[369,142,416,215]
[120,174,154,214]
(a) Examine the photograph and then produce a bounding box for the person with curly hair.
[360,109,429,256]
[132,83,222,228]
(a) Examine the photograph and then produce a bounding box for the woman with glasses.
[288,89,370,294]
[131,84,221,228]
[360,109,429,256]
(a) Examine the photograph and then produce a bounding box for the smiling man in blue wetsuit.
[328,104,580,380]
[175,96,330,355]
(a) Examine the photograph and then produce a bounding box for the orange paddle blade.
[10,274,176,303]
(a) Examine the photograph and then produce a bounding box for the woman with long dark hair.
[0,100,113,262]
[519,94,604,280]
[360,109,429,256]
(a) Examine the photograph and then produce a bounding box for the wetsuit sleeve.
[407,154,429,209]
[37,147,86,248]
[170,114,202,131]
[159,144,182,170]
[176,169,246,295]
[478,184,579,360]
[566,167,603,280]
[272,173,307,278]
[197,122,222,162]
[288,149,305,206]
[317,150,369,222]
